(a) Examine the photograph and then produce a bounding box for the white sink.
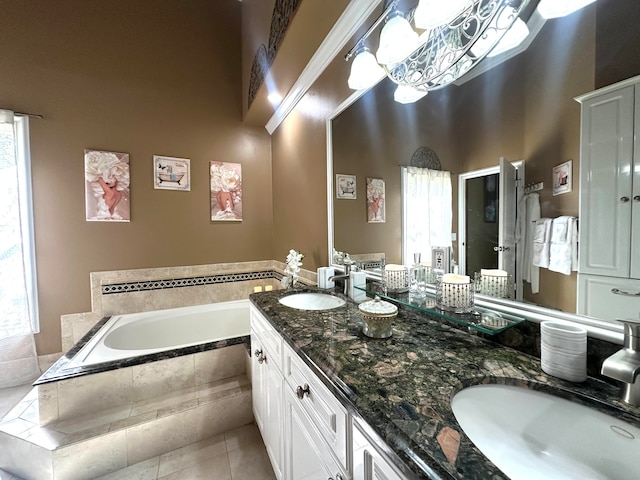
[451,384,640,480]
[278,292,346,310]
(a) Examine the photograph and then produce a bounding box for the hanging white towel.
[549,216,579,275]
[532,218,552,268]
[516,193,541,293]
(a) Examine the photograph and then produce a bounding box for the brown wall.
[0,0,273,355]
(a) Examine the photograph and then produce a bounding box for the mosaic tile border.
[101,270,284,295]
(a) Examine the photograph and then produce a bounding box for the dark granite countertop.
[249,288,640,480]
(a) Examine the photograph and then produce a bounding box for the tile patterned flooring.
[0,383,276,480]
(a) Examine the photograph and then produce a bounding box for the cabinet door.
[579,85,635,277]
[631,84,640,279]
[352,420,405,480]
[251,330,284,480]
[283,387,346,480]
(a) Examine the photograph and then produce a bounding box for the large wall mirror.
[328,0,640,333]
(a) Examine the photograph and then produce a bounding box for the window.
[401,166,452,265]
[0,112,38,337]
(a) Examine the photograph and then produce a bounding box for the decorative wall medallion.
[410,146,442,170]
[247,0,302,107]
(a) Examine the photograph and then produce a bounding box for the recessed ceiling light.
[268,92,283,105]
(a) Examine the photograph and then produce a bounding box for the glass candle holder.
[436,274,474,313]
[384,264,410,293]
[474,270,513,299]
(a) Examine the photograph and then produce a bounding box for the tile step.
[0,374,253,480]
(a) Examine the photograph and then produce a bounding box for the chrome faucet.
[601,318,640,406]
[329,262,352,295]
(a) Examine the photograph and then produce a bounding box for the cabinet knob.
[621,196,630,202]
[634,195,640,202]
[296,383,310,399]
[254,349,266,364]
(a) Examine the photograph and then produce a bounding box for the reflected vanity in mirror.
[327,0,640,341]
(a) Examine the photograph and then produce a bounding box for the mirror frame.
[325,75,623,346]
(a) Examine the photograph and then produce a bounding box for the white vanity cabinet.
[250,304,354,480]
[251,307,284,480]
[352,419,405,480]
[282,341,349,479]
[576,76,640,319]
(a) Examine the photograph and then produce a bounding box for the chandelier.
[346,0,597,103]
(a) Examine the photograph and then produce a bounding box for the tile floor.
[0,383,276,480]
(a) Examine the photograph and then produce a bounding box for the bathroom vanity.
[249,289,640,479]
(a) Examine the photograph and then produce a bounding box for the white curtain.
[402,167,452,264]
[0,109,40,387]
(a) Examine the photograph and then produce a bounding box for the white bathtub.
[66,299,250,369]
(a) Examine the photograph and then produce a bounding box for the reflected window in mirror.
[401,166,453,266]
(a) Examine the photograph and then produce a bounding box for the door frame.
[458,161,523,298]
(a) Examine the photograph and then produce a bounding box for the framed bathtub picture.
[366,178,385,223]
[153,155,190,191]
[210,161,242,221]
[336,174,356,199]
[84,149,130,222]
[553,160,572,196]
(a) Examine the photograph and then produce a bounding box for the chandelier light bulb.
[348,50,385,90]
[414,0,470,30]
[376,12,420,67]
[537,0,597,19]
[394,85,428,104]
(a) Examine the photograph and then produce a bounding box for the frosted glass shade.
[414,0,470,30]
[537,0,596,19]
[376,13,420,66]
[487,17,529,57]
[348,50,385,90]
[394,85,428,104]
[470,6,517,57]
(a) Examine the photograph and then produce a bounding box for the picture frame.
[336,174,356,199]
[210,161,242,221]
[153,155,190,191]
[366,177,385,223]
[84,149,130,222]
[553,160,572,196]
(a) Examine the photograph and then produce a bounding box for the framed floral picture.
[84,149,130,222]
[553,160,572,196]
[210,161,242,221]
[153,155,190,191]
[336,174,356,199]
[366,178,385,223]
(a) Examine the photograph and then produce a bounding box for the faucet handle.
[617,318,640,351]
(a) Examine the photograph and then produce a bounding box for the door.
[578,85,634,277]
[498,157,517,282]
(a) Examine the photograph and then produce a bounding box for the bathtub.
[65,299,250,369]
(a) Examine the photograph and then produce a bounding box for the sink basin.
[451,384,640,480]
[278,293,346,310]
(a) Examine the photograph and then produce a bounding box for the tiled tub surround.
[60,261,316,352]
[250,289,640,480]
[0,344,253,479]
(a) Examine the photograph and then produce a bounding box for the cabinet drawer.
[283,343,348,470]
[251,305,283,372]
[577,274,640,322]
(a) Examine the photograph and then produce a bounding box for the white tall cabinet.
[576,75,640,320]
